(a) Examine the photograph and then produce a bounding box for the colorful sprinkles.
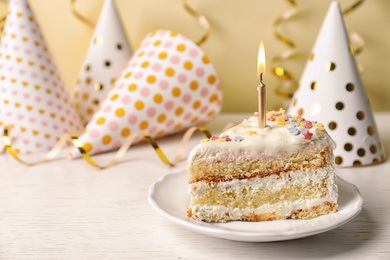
[233,136,244,142]
[266,108,325,140]
[202,134,244,143]
[288,127,300,136]
[202,109,325,143]
[303,131,313,140]
[314,123,325,131]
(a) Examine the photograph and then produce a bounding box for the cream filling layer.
[191,196,337,220]
[187,114,335,160]
[189,167,338,219]
[190,167,337,196]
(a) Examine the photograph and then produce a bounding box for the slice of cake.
[187,109,338,222]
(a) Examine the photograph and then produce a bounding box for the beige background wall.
[2,0,389,112]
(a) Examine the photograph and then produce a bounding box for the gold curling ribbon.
[70,126,211,168]
[183,0,211,46]
[70,0,95,27]
[0,14,5,25]
[342,0,365,73]
[271,0,365,98]
[70,0,210,46]
[3,125,213,169]
[0,12,6,35]
[342,0,365,15]
[271,0,299,99]
[3,128,71,166]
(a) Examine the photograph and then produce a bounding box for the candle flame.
[257,41,266,78]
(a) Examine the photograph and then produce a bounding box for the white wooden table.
[0,113,389,259]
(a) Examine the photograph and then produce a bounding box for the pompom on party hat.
[71,30,222,157]
[0,0,83,154]
[288,1,385,167]
[73,0,132,125]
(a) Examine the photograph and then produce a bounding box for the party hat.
[288,1,385,167]
[71,30,222,156]
[0,0,83,154]
[73,0,132,125]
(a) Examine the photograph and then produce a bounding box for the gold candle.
[257,41,266,128]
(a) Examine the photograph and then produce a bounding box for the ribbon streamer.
[271,0,299,99]
[342,0,365,73]
[70,0,211,46]
[183,0,211,46]
[70,0,95,27]
[3,128,70,165]
[0,13,6,35]
[3,126,212,169]
[342,0,365,15]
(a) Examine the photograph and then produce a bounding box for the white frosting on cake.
[188,110,334,159]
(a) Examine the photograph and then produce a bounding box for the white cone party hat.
[74,0,132,125]
[0,0,83,154]
[72,30,222,156]
[288,1,385,167]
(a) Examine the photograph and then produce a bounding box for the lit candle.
[257,41,266,128]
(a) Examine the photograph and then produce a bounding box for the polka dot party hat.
[72,30,222,156]
[0,0,83,154]
[288,1,385,167]
[73,0,132,125]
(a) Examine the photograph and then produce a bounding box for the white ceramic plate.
[148,169,363,242]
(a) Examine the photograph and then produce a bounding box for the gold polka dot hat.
[73,0,132,125]
[71,30,222,156]
[0,0,83,154]
[288,1,385,167]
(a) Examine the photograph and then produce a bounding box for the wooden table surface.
[0,113,389,259]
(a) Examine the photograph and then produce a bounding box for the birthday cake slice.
[187,109,338,222]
